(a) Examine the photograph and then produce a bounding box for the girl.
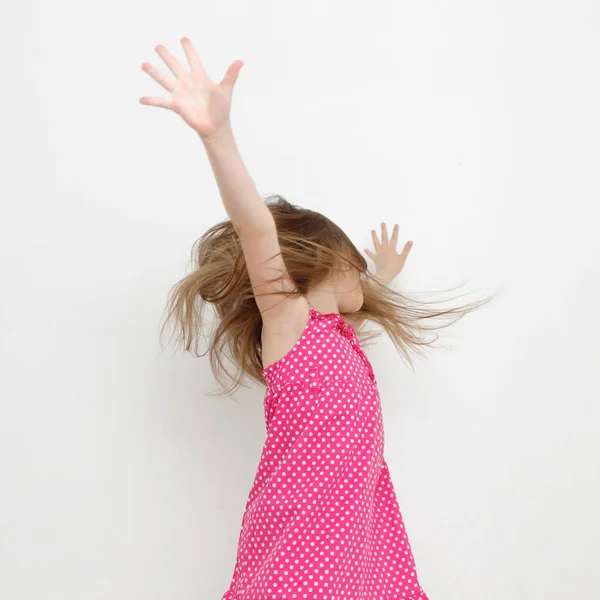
[140,37,490,600]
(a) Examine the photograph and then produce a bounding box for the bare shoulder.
[261,295,309,330]
[260,296,311,370]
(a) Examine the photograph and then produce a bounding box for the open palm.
[140,37,243,138]
[364,223,413,284]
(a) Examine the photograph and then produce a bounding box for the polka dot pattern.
[222,304,428,600]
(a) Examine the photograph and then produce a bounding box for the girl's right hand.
[140,37,243,139]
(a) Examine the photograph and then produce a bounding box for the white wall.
[1,1,599,599]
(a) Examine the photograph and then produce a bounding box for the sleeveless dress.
[222,300,429,600]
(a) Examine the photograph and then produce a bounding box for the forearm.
[201,121,274,234]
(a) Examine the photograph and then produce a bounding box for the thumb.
[220,60,243,94]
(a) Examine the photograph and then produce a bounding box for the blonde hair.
[160,194,495,396]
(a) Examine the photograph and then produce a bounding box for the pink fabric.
[222,305,429,600]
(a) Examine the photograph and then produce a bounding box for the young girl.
[140,37,489,600]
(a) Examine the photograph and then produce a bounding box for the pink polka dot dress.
[222,300,429,600]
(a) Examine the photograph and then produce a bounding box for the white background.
[1,1,599,599]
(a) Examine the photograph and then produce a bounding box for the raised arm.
[344,223,414,332]
[140,37,296,319]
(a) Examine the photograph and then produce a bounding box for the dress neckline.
[307,304,354,336]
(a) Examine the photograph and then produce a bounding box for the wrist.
[199,120,234,148]
[374,272,393,286]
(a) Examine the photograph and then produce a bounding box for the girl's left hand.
[364,223,413,285]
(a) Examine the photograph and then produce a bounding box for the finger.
[220,60,244,95]
[141,61,177,92]
[390,223,399,248]
[381,222,389,245]
[181,37,206,73]
[154,44,189,79]
[139,95,173,109]
[364,249,375,260]
[398,241,414,262]
[371,229,380,249]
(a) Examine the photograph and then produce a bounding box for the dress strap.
[304,296,315,310]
